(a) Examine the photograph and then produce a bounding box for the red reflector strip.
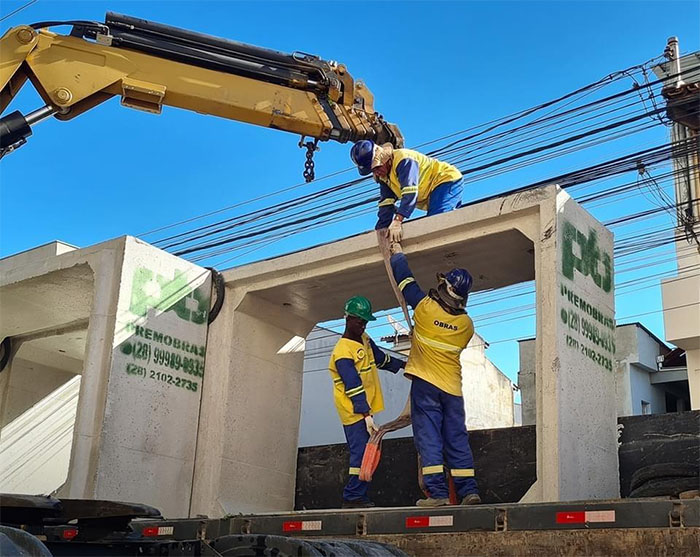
[406,515,454,528]
[142,525,174,537]
[406,516,429,528]
[556,510,616,524]
[556,511,586,524]
[142,527,159,537]
[61,528,78,540]
[282,520,322,532]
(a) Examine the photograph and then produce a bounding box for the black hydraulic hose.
[105,12,318,73]
[91,12,328,90]
[31,15,329,91]
[207,268,225,325]
[30,19,102,30]
[99,29,314,89]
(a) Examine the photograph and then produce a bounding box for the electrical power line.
[0,0,38,24]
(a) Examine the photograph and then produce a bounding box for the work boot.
[461,493,482,505]
[415,497,451,507]
[341,499,375,509]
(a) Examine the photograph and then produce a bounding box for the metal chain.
[299,137,320,182]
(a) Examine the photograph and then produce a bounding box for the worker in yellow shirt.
[350,140,463,242]
[329,296,405,508]
[389,243,481,507]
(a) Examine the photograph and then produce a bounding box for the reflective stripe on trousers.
[411,375,478,499]
[342,419,371,502]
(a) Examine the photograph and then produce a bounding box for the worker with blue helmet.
[328,295,406,508]
[388,242,481,507]
[350,140,463,241]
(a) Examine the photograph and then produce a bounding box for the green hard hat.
[344,295,377,322]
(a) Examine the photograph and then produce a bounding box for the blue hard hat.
[350,140,375,176]
[443,268,473,299]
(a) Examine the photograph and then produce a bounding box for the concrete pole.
[657,38,700,409]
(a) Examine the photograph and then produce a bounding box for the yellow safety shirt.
[385,149,462,211]
[404,297,474,396]
[329,334,385,425]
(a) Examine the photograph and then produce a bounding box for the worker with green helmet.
[329,295,406,508]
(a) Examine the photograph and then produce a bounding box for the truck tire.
[629,463,699,493]
[629,476,700,498]
[336,539,408,556]
[210,534,323,555]
[0,526,52,557]
[209,534,407,556]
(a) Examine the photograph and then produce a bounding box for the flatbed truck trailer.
[2,494,699,556]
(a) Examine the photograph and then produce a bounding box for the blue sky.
[1,0,698,388]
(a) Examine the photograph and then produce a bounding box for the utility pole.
[653,38,700,409]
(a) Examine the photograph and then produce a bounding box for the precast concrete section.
[0,237,211,517]
[193,184,618,516]
[0,184,617,517]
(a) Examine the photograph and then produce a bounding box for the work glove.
[387,219,403,243]
[389,241,403,255]
[364,415,379,435]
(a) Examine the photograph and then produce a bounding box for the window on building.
[641,400,651,415]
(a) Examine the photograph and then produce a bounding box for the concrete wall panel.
[201,184,619,512]
[96,238,211,517]
[192,292,312,516]
[553,194,617,500]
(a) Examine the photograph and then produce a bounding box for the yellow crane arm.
[0,12,403,173]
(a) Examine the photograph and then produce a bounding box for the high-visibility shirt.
[329,334,386,426]
[383,149,462,212]
[391,253,474,396]
[406,297,474,396]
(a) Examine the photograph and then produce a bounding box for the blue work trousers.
[427,178,463,216]
[411,376,478,499]
[342,419,370,502]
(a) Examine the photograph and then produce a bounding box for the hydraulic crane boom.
[0,12,403,177]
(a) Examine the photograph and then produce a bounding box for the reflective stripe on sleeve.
[378,198,396,207]
[398,277,416,291]
[349,467,360,475]
[413,330,462,353]
[401,186,419,194]
[422,464,444,475]
[345,386,366,398]
[450,468,475,477]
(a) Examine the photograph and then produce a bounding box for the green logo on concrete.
[129,268,209,324]
[562,220,612,293]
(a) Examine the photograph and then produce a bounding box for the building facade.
[518,323,690,425]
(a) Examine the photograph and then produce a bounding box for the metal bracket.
[240,519,252,534]
[495,508,507,532]
[355,513,367,536]
[95,32,113,46]
[121,78,166,114]
[669,501,684,528]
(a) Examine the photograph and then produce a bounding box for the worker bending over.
[389,243,481,507]
[350,140,463,242]
[329,296,406,508]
